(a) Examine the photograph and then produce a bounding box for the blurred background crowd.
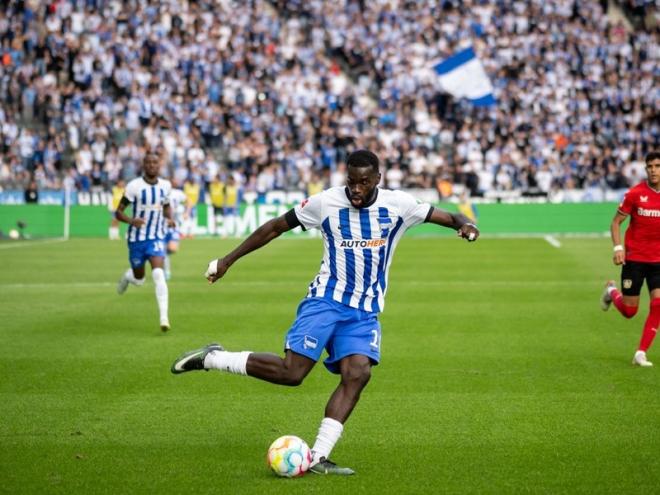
[0,0,658,202]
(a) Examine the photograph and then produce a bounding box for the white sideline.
[0,233,610,247]
[406,231,610,240]
[0,280,601,289]
[0,238,67,250]
[488,232,609,239]
[543,235,562,248]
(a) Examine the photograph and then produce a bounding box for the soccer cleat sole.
[309,464,355,476]
[170,343,224,374]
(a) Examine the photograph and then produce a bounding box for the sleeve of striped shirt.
[396,190,432,227]
[162,181,171,205]
[293,192,323,231]
[123,180,138,202]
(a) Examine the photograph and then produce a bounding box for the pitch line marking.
[543,235,562,248]
[0,238,67,250]
[0,280,600,289]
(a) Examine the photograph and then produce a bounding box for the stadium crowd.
[0,0,657,201]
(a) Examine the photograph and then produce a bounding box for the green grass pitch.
[1,236,659,494]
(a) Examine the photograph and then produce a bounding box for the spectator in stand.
[24,180,38,204]
[209,175,226,237]
[183,177,200,238]
[0,0,656,201]
[223,176,240,237]
[307,171,326,196]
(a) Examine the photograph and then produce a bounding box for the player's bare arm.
[163,204,176,228]
[427,208,480,242]
[115,196,145,228]
[206,212,296,283]
[610,211,627,265]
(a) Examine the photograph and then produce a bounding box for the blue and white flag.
[433,46,496,106]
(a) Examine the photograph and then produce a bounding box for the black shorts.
[621,261,660,296]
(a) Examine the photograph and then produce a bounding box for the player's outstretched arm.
[205,212,295,283]
[427,208,479,242]
[610,211,627,265]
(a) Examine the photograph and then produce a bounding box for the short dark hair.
[144,150,160,162]
[347,150,379,172]
[645,151,660,164]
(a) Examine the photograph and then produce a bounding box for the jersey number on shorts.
[370,330,380,349]
[154,241,165,252]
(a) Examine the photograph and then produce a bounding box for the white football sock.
[311,417,343,463]
[125,268,145,286]
[204,350,252,375]
[164,255,171,275]
[152,268,168,321]
[109,226,119,240]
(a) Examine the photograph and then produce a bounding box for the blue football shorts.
[284,297,382,374]
[128,239,166,268]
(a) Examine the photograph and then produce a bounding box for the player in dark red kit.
[601,151,660,367]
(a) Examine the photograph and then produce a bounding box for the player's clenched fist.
[130,218,146,228]
[205,258,231,283]
[458,223,479,242]
[613,249,626,265]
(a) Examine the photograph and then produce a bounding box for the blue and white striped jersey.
[294,187,432,313]
[124,177,172,243]
[169,188,187,228]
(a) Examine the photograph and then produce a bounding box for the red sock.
[638,298,660,352]
[610,288,638,319]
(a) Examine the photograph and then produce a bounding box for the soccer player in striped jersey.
[115,152,175,332]
[164,179,187,280]
[171,150,479,474]
[601,151,660,367]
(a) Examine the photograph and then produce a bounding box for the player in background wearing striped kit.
[115,152,175,332]
[171,150,480,473]
[164,179,187,280]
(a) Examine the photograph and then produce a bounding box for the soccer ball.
[267,435,312,477]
